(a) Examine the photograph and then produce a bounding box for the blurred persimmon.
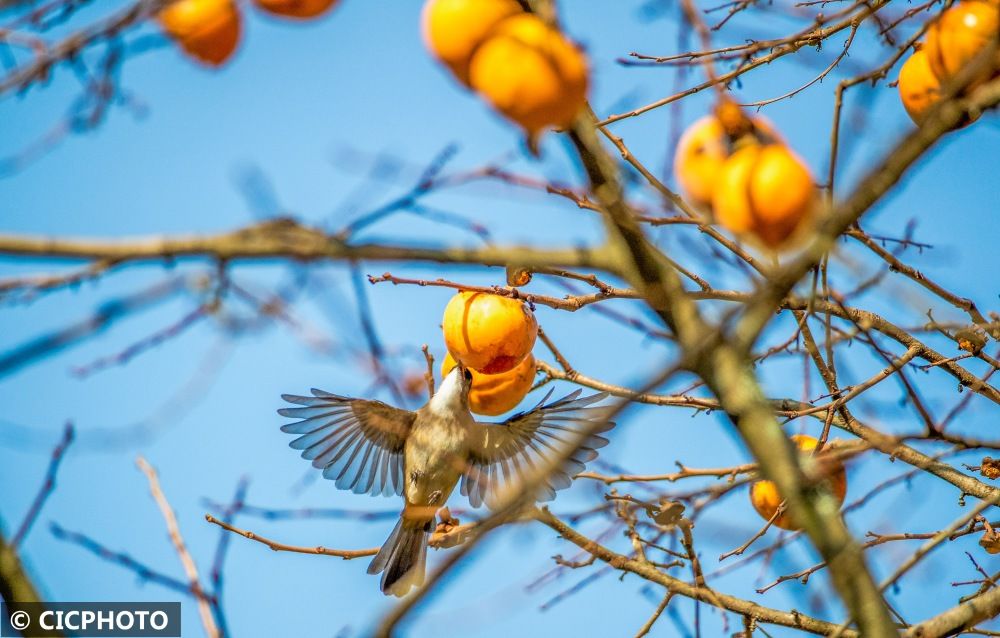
[159,0,241,67]
[712,143,816,250]
[749,435,848,531]
[899,48,945,124]
[925,1,1000,85]
[254,0,339,19]
[468,14,589,143]
[673,114,780,209]
[421,0,523,86]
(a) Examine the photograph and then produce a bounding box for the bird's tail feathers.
[367,517,430,597]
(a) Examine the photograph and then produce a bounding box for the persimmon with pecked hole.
[441,352,535,415]
[421,0,523,86]
[468,14,589,139]
[749,435,848,531]
[159,0,241,67]
[711,142,817,250]
[442,291,538,375]
[254,0,338,19]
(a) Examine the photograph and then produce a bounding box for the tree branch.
[532,507,861,637]
[0,218,615,272]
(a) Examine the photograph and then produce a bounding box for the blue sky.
[1,1,999,636]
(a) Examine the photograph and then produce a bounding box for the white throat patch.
[428,368,465,415]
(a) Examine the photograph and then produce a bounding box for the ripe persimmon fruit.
[925,1,999,84]
[468,14,589,139]
[254,0,338,19]
[441,351,536,415]
[673,114,781,209]
[421,0,523,86]
[712,143,816,250]
[159,0,241,67]
[749,435,848,531]
[442,291,538,375]
[898,48,945,124]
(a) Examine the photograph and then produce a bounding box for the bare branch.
[137,457,219,638]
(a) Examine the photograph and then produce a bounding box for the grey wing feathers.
[278,389,416,497]
[461,390,614,508]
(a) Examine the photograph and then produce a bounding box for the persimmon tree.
[1,0,999,636]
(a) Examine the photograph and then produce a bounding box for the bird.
[277,363,614,596]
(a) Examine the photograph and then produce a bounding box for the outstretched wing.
[278,389,416,497]
[460,390,614,508]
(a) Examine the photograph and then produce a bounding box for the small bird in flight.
[278,364,614,596]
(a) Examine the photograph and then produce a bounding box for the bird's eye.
[463,369,473,381]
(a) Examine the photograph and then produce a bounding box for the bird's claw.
[435,506,460,534]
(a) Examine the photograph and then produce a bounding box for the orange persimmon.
[441,352,535,415]
[254,0,338,19]
[159,0,241,67]
[925,1,999,84]
[421,0,523,86]
[673,114,781,209]
[442,291,538,375]
[468,14,589,138]
[899,48,945,124]
[711,143,816,249]
[749,435,848,531]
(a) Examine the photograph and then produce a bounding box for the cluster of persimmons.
[898,0,999,127]
[441,291,538,416]
[673,99,818,250]
[422,0,589,150]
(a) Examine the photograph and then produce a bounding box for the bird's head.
[429,360,474,413]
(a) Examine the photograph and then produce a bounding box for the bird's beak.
[457,363,474,388]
